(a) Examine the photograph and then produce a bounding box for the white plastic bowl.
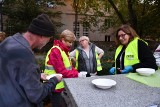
[92,78,116,89]
[46,74,62,80]
[136,68,155,76]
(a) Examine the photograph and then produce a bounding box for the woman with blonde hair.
[44,29,78,107]
[109,24,157,74]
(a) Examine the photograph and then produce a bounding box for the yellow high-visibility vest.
[44,46,72,90]
[115,37,147,74]
[75,49,102,71]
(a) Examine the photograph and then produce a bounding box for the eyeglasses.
[117,34,126,39]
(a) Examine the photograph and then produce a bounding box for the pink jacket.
[47,40,78,92]
[47,40,78,78]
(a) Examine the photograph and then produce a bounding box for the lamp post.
[0,0,4,31]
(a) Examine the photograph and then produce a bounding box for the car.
[47,2,57,8]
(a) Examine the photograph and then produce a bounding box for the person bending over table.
[44,29,79,107]
[0,14,62,107]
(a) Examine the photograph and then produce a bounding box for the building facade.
[51,0,115,42]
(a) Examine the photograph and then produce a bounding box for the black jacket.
[77,43,97,73]
[116,40,157,73]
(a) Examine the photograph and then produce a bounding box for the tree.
[3,0,65,36]
[137,0,160,38]
[71,0,160,38]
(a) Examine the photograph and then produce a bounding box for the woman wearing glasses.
[109,24,157,74]
[70,36,104,76]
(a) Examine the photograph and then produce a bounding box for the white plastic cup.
[78,71,87,77]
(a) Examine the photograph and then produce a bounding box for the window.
[105,35,111,42]
[73,22,80,37]
[83,27,89,36]
[106,3,110,13]
[104,19,112,28]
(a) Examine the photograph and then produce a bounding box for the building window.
[104,19,112,28]
[73,22,80,37]
[83,27,89,36]
[105,35,111,42]
[106,3,110,13]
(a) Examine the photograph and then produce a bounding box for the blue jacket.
[0,33,58,107]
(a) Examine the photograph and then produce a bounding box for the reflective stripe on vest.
[75,50,78,70]
[44,46,72,90]
[115,37,145,74]
[96,52,102,71]
[75,49,102,71]
[45,65,72,71]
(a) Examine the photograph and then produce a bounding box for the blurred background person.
[0,31,6,42]
[109,24,157,75]
[154,45,160,68]
[44,29,78,107]
[70,36,104,77]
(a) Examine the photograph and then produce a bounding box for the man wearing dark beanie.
[28,13,56,37]
[0,14,62,107]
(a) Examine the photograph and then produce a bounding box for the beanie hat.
[28,14,56,37]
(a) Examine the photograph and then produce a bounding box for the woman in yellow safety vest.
[44,29,78,107]
[70,36,104,76]
[109,24,157,74]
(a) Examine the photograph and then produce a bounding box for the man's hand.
[55,74,63,82]
[41,73,47,81]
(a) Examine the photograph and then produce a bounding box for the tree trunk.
[127,0,138,33]
[108,0,126,24]
[139,0,147,37]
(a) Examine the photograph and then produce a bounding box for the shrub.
[100,48,115,75]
